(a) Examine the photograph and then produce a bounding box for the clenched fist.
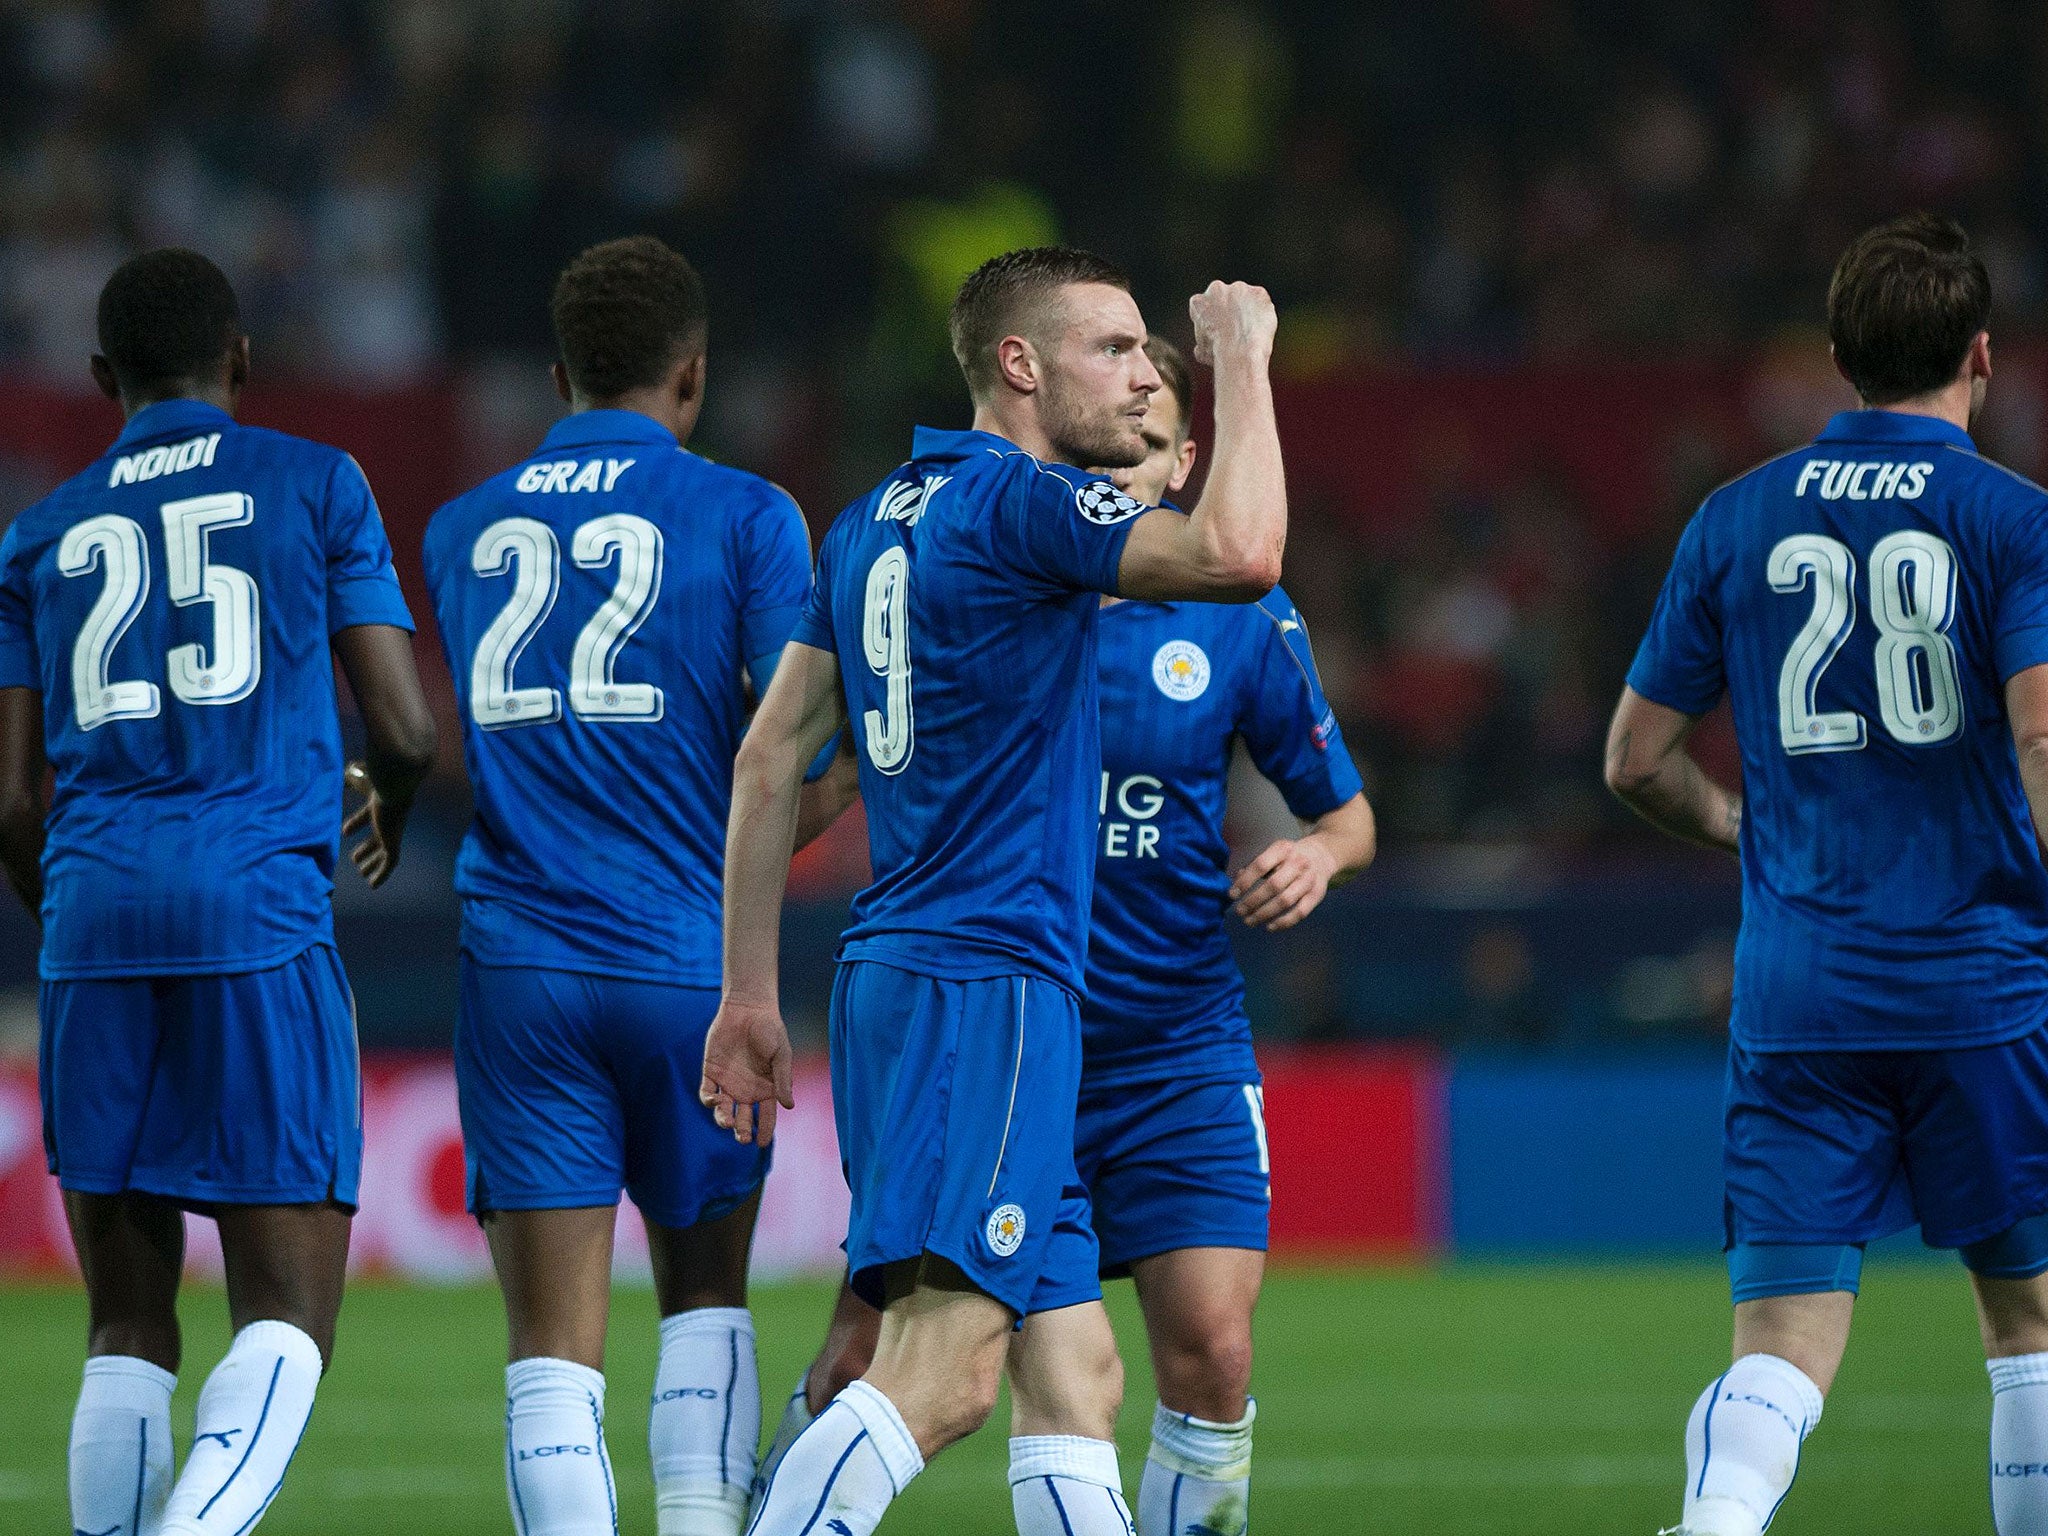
[1189,280,1278,368]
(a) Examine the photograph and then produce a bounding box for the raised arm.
[702,639,848,1147]
[333,624,437,887]
[1116,282,1286,602]
[1603,686,1742,853]
[0,687,46,921]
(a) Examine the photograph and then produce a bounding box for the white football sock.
[750,1378,813,1519]
[504,1357,618,1536]
[159,1320,323,1536]
[650,1307,757,1536]
[746,1380,922,1536]
[1990,1352,2048,1534]
[1679,1354,1822,1536]
[1138,1400,1253,1536]
[1011,1435,1135,1536]
[70,1355,177,1536]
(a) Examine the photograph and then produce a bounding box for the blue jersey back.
[791,426,1145,994]
[1629,409,2048,1051]
[422,411,812,986]
[1085,590,1363,1086]
[0,399,413,978]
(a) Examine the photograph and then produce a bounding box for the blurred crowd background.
[6,0,2048,1052]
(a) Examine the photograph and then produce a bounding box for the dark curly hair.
[550,236,708,402]
[949,246,1131,403]
[96,249,241,394]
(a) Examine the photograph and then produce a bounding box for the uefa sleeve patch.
[1074,481,1149,526]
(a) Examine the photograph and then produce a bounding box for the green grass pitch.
[0,1263,1999,1533]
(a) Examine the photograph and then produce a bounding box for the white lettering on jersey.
[107,433,221,488]
[1098,771,1165,858]
[515,458,637,494]
[874,474,951,525]
[1794,459,1934,501]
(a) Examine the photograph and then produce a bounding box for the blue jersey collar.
[910,425,1031,464]
[1815,409,1976,453]
[113,398,234,449]
[540,409,681,453]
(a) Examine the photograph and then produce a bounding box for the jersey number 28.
[1769,529,1963,753]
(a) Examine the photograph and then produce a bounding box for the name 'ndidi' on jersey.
[1628,409,2048,1052]
[0,398,414,978]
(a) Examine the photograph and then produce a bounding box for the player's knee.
[1155,1322,1254,1419]
[928,1354,1005,1445]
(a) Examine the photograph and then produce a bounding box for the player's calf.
[1968,1222,2048,1535]
[1007,1302,1134,1536]
[1130,1246,1262,1536]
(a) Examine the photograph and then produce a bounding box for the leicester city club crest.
[985,1203,1026,1257]
[1152,640,1211,702]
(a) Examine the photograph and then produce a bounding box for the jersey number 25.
[1770,529,1963,753]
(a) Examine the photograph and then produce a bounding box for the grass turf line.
[0,1263,1994,1534]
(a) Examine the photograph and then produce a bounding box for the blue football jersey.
[1084,590,1363,1085]
[0,398,413,978]
[1629,409,2048,1051]
[791,426,1147,994]
[422,410,812,986]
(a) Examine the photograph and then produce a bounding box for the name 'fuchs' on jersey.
[1629,408,2048,1051]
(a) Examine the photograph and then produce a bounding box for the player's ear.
[550,361,574,406]
[1168,437,1198,496]
[89,354,120,402]
[1969,330,1993,381]
[675,349,706,406]
[226,335,250,392]
[995,334,1039,396]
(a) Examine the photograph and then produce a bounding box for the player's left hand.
[342,761,408,888]
[1229,835,1339,931]
[701,999,795,1147]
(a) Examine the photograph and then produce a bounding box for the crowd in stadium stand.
[2,0,2041,851]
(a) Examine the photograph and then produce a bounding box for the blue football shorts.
[1075,1073,1271,1276]
[40,943,362,1209]
[1724,1027,2048,1297]
[829,959,1101,1317]
[455,958,769,1230]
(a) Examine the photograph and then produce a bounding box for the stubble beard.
[1041,372,1146,470]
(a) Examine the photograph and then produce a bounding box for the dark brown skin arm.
[0,687,46,921]
[332,624,437,888]
[1603,685,1742,853]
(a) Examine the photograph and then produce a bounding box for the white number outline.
[57,513,160,730]
[1870,529,1964,746]
[1768,533,1866,754]
[861,546,913,774]
[470,518,563,730]
[162,491,260,706]
[569,513,665,722]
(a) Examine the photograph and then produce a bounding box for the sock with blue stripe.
[1012,1435,1135,1535]
[651,1306,757,1536]
[70,1354,176,1536]
[503,1357,618,1536]
[1679,1353,1822,1536]
[1138,1401,1253,1536]
[1989,1351,2048,1535]
[158,1320,322,1536]
[746,1379,922,1536]
[749,1378,813,1519]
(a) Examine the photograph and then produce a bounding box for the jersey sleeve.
[1625,508,1725,714]
[789,516,839,656]
[1239,593,1366,820]
[993,459,1144,595]
[0,521,35,690]
[1992,490,2048,681]
[737,483,815,666]
[323,453,415,635]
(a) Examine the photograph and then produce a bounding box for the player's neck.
[970,401,1061,465]
[119,380,237,422]
[1863,381,1974,435]
[574,390,697,447]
